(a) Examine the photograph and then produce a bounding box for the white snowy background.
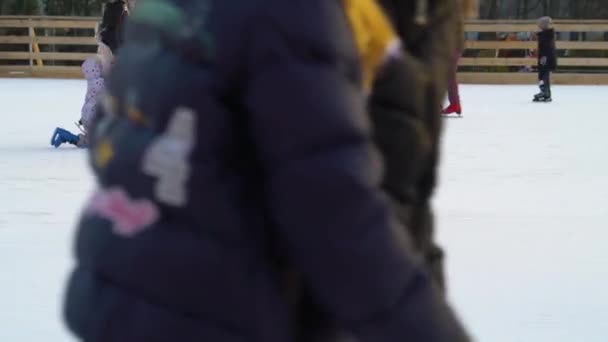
[0,79,607,341]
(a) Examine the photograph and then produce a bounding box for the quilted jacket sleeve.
[243,3,470,341]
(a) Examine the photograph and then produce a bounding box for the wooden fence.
[1,16,608,84]
[460,20,608,84]
[0,16,98,78]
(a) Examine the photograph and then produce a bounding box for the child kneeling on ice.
[50,0,133,148]
[50,40,113,148]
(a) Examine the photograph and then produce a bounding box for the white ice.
[437,84,608,341]
[0,79,607,341]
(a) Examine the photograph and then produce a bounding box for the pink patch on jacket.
[87,188,160,237]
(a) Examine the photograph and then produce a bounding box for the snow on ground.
[0,79,607,341]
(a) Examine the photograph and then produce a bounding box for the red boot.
[442,103,462,115]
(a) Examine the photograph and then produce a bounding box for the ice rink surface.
[1,79,607,341]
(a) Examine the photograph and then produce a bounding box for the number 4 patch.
[142,107,196,207]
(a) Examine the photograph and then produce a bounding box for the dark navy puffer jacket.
[64,0,468,341]
[537,28,557,70]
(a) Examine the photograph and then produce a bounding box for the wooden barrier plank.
[0,15,96,20]
[465,24,538,32]
[460,57,534,66]
[29,20,98,29]
[464,23,608,32]
[465,41,535,49]
[0,36,31,44]
[553,24,608,32]
[552,73,608,84]
[34,36,98,45]
[460,57,608,67]
[458,72,608,85]
[0,51,30,60]
[0,19,97,29]
[465,41,608,50]
[14,36,607,51]
[458,72,534,84]
[465,19,608,24]
[557,58,608,67]
[32,52,93,60]
[0,19,31,28]
[0,65,31,77]
[31,65,83,78]
[0,36,97,45]
[3,18,595,32]
[557,41,608,50]
[0,52,94,61]
[0,65,84,79]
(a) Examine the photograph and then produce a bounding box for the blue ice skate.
[51,127,79,148]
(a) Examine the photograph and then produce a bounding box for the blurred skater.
[442,49,463,116]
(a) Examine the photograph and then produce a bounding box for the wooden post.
[28,18,33,74]
[30,26,43,67]
[30,27,44,66]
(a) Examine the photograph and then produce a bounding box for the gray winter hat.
[538,16,553,30]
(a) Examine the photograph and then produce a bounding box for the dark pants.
[538,68,551,97]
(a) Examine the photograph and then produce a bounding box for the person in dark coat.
[295,0,472,340]
[534,16,556,102]
[62,0,469,341]
[373,0,467,292]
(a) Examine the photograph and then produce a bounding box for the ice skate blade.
[441,114,463,119]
